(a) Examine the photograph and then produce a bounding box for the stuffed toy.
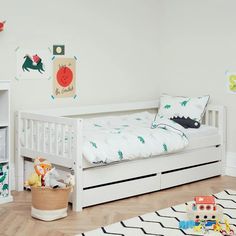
[65,173,75,192]
[34,157,52,186]
[65,173,75,187]
[44,168,66,189]
[34,157,52,176]
[25,172,41,187]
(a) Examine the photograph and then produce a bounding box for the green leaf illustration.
[90,141,97,148]
[164,104,171,109]
[180,99,190,106]
[138,136,145,144]
[163,143,168,152]
[118,150,123,160]
[159,126,167,130]
[2,184,8,191]
[94,124,102,127]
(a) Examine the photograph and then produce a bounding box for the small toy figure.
[213,220,222,232]
[220,219,234,235]
[44,168,66,189]
[193,223,202,232]
[25,172,41,187]
[179,220,195,229]
[34,157,52,186]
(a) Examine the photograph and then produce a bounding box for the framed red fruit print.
[53,57,76,98]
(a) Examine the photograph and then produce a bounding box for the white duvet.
[82,112,189,164]
[20,112,189,164]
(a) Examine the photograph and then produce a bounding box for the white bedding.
[21,112,219,165]
[82,112,188,164]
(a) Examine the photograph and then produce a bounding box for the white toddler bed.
[15,100,226,212]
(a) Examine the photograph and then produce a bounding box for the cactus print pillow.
[157,94,210,123]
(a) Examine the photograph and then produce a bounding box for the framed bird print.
[15,47,51,80]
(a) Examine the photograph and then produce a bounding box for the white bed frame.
[15,100,226,212]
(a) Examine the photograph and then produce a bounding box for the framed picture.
[226,72,236,94]
[53,57,76,98]
[16,48,51,80]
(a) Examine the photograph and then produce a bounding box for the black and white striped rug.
[78,190,236,236]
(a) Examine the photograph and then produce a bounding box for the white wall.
[0,0,162,180]
[157,0,236,174]
[1,0,236,183]
[0,0,163,110]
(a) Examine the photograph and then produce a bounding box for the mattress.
[82,113,220,169]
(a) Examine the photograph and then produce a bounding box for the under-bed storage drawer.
[83,173,161,207]
[160,161,222,189]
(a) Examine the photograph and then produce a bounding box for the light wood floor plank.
[0,176,235,236]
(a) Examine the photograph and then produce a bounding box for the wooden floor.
[0,176,236,236]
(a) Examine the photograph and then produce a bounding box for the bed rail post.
[218,106,227,175]
[72,118,83,212]
[15,111,24,191]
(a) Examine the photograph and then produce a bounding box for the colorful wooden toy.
[187,196,223,222]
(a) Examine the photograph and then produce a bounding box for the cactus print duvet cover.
[83,112,189,164]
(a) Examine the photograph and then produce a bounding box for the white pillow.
[157,94,210,122]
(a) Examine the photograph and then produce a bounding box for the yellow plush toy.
[25,172,41,187]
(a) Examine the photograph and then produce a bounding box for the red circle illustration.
[57,66,73,87]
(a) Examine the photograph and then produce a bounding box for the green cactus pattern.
[180,99,190,106]
[164,104,171,109]
[159,126,167,130]
[137,136,145,144]
[2,184,8,191]
[163,143,168,152]
[94,124,102,127]
[90,141,97,148]
[0,164,8,197]
[118,150,123,160]
[0,172,7,183]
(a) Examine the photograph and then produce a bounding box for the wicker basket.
[31,186,71,221]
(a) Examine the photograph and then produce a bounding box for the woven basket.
[31,186,71,221]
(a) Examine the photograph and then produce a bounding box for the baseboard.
[225,152,236,177]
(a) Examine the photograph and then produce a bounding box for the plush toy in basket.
[25,157,75,221]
